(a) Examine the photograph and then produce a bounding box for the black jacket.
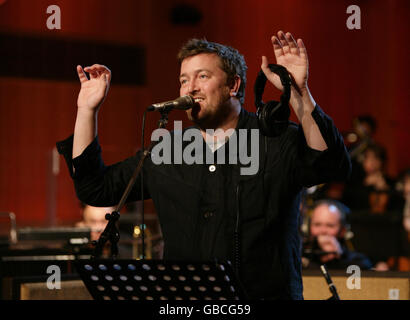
[57,105,351,299]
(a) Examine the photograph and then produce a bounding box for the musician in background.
[394,169,410,271]
[397,169,410,234]
[342,144,400,213]
[301,115,379,203]
[75,203,114,241]
[345,115,377,184]
[302,200,372,270]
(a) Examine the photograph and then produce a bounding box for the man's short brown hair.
[177,38,247,105]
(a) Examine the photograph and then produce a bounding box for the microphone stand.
[320,264,341,300]
[91,108,170,259]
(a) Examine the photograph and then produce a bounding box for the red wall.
[0,0,409,226]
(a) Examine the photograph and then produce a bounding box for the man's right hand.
[317,235,342,263]
[73,64,111,159]
[76,64,111,111]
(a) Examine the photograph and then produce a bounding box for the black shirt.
[57,105,351,299]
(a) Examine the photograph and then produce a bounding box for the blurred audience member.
[303,115,379,203]
[302,200,373,270]
[397,169,410,233]
[391,169,410,271]
[343,144,400,213]
[344,115,377,184]
[347,115,377,158]
[76,204,114,241]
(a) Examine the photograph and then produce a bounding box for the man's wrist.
[76,107,99,118]
[289,87,316,119]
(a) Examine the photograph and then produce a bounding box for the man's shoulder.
[343,249,373,269]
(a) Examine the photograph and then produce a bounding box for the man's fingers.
[271,35,284,59]
[261,56,274,77]
[261,56,281,87]
[84,64,111,81]
[278,31,290,54]
[297,38,308,61]
[89,71,99,79]
[261,56,269,70]
[77,64,109,82]
[98,69,111,85]
[102,73,109,85]
[85,64,111,74]
[317,235,330,245]
[85,64,105,70]
[105,71,111,83]
[83,66,98,79]
[76,65,89,83]
[285,32,299,55]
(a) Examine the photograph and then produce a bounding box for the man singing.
[57,31,351,299]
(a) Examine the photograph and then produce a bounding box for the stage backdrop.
[0,0,409,226]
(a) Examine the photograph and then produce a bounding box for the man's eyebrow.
[179,69,212,79]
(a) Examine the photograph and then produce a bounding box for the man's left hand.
[261,30,308,96]
[261,30,328,151]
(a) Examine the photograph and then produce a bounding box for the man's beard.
[187,99,232,130]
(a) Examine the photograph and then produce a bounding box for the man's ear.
[229,75,241,97]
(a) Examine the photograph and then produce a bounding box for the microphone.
[320,264,340,300]
[147,95,195,112]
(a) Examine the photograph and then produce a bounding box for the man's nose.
[318,229,329,236]
[187,79,199,95]
[313,227,326,236]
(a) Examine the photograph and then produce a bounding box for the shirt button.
[204,212,214,219]
[209,165,216,172]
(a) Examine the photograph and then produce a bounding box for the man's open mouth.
[194,97,205,103]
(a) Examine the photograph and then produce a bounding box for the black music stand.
[75,259,246,300]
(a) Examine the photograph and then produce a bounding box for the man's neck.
[199,100,241,140]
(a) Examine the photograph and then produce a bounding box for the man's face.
[403,176,410,198]
[354,121,372,138]
[83,206,113,241]
[310,204,343,238]
[363,150,382,174]
[179,53,233,128]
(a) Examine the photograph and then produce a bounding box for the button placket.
[203,212,214,219]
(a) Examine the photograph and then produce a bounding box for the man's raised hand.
[261,31,309,96]
[76,64,111,111]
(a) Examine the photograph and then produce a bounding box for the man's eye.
[180,79,188,85]
[199,74,208,79]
